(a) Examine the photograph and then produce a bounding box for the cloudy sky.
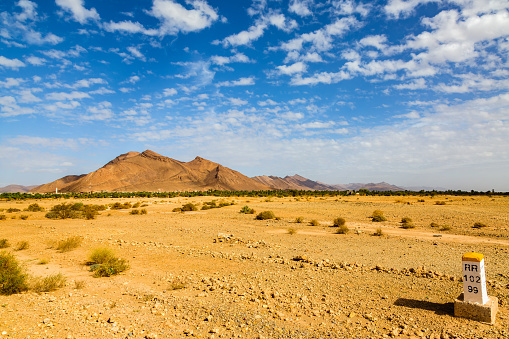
[1,0,508,191]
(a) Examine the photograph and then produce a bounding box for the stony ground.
[0,194,508,338]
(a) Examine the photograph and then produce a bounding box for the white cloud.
[71,78,106,88]
[25,56,47,65]
[216,22,267,47]
[210,53,252,65]
[216,77,255,87]
[127,46,146,61]
[89,87,114,95]
[258,99,278,106]
[0,78,24,88]
[149,0,219,35]
[267,13,298,32]
[163,88,178,96]
[18,89,42,103]
[331,0,370,17]
[82,101,113,121]
[55,0,100,24]
[385,0,439,19]
[229,98,248,106]
[46,91,91,101]
[289,0,313,16]
[128,75,141,84]
[394,78,427,90]
[277,62,307,75]
[291,70,351,85]
[104,20,158,36]
[0,56,26,69]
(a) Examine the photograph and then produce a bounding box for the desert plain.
[0,194,508,338]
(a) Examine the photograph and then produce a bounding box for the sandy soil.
[0,194,508,338]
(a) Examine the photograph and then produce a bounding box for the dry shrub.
[309,219,320,226]
[56,236,82,252]
[373,227,384,236]
[0,239,9,249]
[371,210,387,222]
[15,241,29,251]
[473,222,488,229]
[333,217,346,227]
[255,211,275,220]
[294,217,304,223]
[335,224,349,234]
[87,247,129,278]
[287,228,297,235]
[30,273,66,293]
[400,217,415,229]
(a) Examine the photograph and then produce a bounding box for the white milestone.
[462,252,489,305]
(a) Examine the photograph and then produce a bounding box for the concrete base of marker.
[454,293,498,324]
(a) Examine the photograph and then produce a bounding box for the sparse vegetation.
[0,215,5,221]
[287,228,297,235]
[15,241,29,251]
[173,202,198,213]
[335,224,349,234]
[400,217,415,229]
[30,273,66,293]
[435,201,447,205]
[430,222,439,228]
[371,210,387,222]
[87,247,129,277]
[45,202,105,220]
[56,236,82,252]
[309,219,320,226]
[140,208,147,214]
[473,222,488,229]
[255,211,276,220]
[25,203,45,212]
[19,215,28,220]
[111,202,132,210]
[0,251,29,295]
[240,205,255,214]
[74,280,86,289]
[294,217,304,223]
[333,217,346,227]
[169,279,186,290]
[202,200,235,210]
[37,258,49,265]
[129,209,140,215]
[373,227,384,236]
[440,225,452,231]
[6,208,20,213]
[0,239,9,249]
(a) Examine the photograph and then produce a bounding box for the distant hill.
[332,182,404,192]
[252,174,337,191]
[0,184,39,193]
[30,150,270,193]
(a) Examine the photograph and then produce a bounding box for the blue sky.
[1,0,508,191]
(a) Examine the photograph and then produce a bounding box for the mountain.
[331,182,404,191]
[0,184,39,193]
[30,150,270,193]
[252,174,337,191]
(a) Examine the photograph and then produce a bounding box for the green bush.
[255,211,276,220]
[333,217,346,227]
[56,236,82,252]
[30,273,66,293]
[335,224,349,234]
[371,210,387,222]
[240,205,255,214]
[45,203,79,219]
[0,251,29,295]
[87,247,129,278]
[25,203,45,212]
[0,239,9,249]
[400,217,415,229]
